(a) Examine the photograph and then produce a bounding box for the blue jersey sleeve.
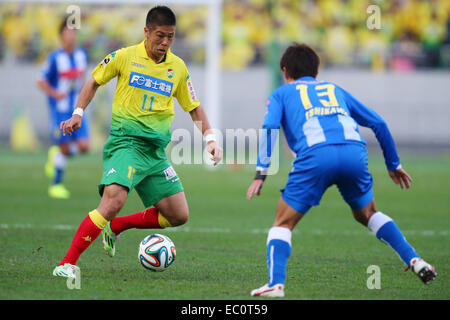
[82,48,89,63]
[40,53,58,84]
[338,87,401,171]
[256,92,283,171]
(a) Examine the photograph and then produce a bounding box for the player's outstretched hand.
[388,167,413,189]
[60,115,82,136]
[246,179,264,200]
[206,141,223,166]
[52,91,67,100]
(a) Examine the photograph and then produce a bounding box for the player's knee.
[167,209,189,227]
[99,186,127,218]
[77,141,90,154]
[59,144,70,156]
[273,200,304,230]
[352,200,377,226]
[99,198,125,220]
[110,198,126,214]
[273,209,302,230]
[353,213,368,226]
[273,218,297,230]
[79,144,89,154]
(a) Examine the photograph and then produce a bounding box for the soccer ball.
[138,234,176,272]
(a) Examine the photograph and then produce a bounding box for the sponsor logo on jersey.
[164,166,177,180]
[129,71,173,97]
[167,68,174,79]
[59,68,83,80]
[186,74,197,101]
[131,62,146,68]
[102,51,116,66]
[53,127,61,139]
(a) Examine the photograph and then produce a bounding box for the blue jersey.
[257,76,400,171]
[39,48,88,116]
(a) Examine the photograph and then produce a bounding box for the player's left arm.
[388,167,413,189]
[189,105,223,166]
[175,63,223,166]
[339,87,412,189]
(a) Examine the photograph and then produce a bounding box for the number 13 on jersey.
[296,84,339,110]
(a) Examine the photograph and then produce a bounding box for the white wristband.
[204,134,216,143]
[72,108,84,117]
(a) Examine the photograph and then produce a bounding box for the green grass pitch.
[0,150,449,300]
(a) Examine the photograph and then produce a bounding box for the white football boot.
[410,258,437,284]
[52,263,80,278]
[251,283,285,297]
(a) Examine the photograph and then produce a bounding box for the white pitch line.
[0,223,448,237]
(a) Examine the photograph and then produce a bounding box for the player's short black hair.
[280,43,320,79]
[59,15,77,35]
[146,6,176,28]
[59,16,69,34]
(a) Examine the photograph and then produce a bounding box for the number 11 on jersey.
[140,93,155,111]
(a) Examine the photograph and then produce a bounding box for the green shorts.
[99,135,183,207]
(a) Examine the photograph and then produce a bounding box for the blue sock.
[266,227,292,286]
[52,152,67,185]
[53,168,64,185]
[368,212,419,267]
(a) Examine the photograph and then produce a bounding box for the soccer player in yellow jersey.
[53,6,223,278]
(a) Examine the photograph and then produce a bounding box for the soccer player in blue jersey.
[37,18,89,199]
[247,44,437,297]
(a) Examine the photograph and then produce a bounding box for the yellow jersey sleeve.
[92,48,127,85]
[174,62,200,112]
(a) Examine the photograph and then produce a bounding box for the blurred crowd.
[1,0,450,71]
[221,0,450,70]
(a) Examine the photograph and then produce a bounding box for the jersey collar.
[296,76,316,81]
[137,40,172,64]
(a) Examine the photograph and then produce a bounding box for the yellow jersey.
[92,40,200,147]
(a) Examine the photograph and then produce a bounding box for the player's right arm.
[60,49,125,136]
[37,53,66,100]
[37,79,66,100]
[247,92,283,200]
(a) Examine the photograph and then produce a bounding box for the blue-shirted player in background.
[37,17,89,199]
[247,44,437,298]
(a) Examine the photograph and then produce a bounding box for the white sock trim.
[368,211,393,235]
[269,244,275,284]
[267,226,292,246]
[69,142,80,156]
[53,152,67,169]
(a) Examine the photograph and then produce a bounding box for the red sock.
[59,212,104,266]
[110,207,162,235]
